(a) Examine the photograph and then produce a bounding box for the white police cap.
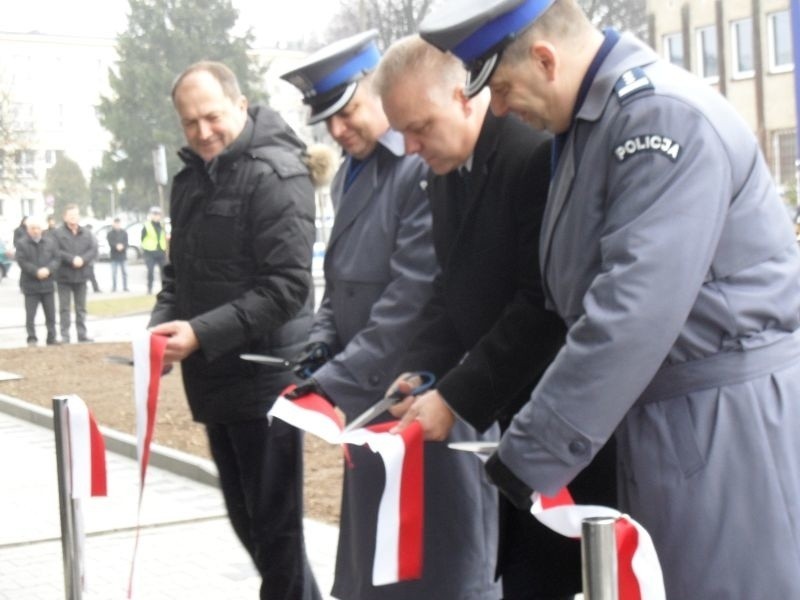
[281,30,381,125]
[420,0,555,97]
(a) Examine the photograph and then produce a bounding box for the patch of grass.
[87,295,156,317]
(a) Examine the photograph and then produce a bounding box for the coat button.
[346,287,354,297]
[568,439,589,456]
[368,374,380,386]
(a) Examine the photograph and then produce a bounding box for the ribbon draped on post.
[269,390,424,585]
[532,490,666,600]
[63,395,107,498]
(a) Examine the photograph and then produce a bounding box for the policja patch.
[613,134,681,162]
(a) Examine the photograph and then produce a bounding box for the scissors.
[240,353,294,369]
[344,371,436,432]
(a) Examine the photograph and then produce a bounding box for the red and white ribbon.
[532,489,665,600]
[62,394,107,498]
[269,390,424,585]
[128,330,168,598]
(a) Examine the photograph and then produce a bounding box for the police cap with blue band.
[420,0,555,97]
[281,30,381,125]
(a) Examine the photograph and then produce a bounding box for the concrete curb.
[0,393,219,487]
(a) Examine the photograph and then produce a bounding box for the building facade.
[0,31,325,246]
[647,1,797,195]
[0,31,116,240]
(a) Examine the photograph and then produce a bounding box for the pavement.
[0,262,339,599]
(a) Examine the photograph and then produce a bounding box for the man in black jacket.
[15,215,60,346]
[106,218,129,292]
[376,37,616,600]
[148,61,320,600]
[53,204,97,343]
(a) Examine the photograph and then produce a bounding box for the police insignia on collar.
[614,134,681,162]
[614,67,653,102]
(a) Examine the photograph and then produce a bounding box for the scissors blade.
[344,395,397,432]
[105,355,134,366]
[239,354,294,369]
[448,441,499,456]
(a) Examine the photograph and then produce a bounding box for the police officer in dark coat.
[15,215,60,346]
[377,36,616,599]
[149,61,320,600]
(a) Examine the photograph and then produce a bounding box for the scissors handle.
[387,370,436,401]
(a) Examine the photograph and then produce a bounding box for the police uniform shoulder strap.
[613,67,654,105]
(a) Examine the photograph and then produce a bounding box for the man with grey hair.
[149,60,320,600]
[377,35,615,600]
[15,215,59,346]
[416,1,800,598]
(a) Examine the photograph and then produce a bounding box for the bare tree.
[0,81,31,196]
[579,0,648,38]
[322,0,646,50]
[324,0,435,49]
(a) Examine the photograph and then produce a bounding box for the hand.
[148,320,200,364]
[36,267,50,280]
[284,378,332,403]
[291,341,331,379]
[390,389,455,441]
[116,243,124,251]
[72,256,84,268]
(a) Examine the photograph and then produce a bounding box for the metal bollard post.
[581,515,618,600]
[53,397,83,600]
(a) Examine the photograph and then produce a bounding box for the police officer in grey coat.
[282,31,500,600]
[419,1,800,599]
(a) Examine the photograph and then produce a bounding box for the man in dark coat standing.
[106,218,129,292]
[376,36,616,599]
[53,204,97,343]
[15,215,60,346]
[148,61,320,600]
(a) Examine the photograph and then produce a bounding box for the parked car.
[95,222,143,261]
[0,239,12,281]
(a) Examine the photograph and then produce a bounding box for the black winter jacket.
[150,105,316,423]
[16,235,59,294]
[52,224,98,284]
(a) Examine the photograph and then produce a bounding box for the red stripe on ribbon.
[88,413,107,496]
[540,486,574,510]
[140,333,167,484]
[616,517,642,600]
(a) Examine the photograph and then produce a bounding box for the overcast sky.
[0,0,337,45]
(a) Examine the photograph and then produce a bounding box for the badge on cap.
[281,30,381,124]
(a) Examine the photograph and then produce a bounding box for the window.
[731,18,754,78]
[663,33,685,68]
[15,150,36,178]
[44,149,59,168]
[20,198,34,217]
[768,10,793,72]
[772,129,797,188]
[696,25,719,81]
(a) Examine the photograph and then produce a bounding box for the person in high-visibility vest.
[140,206,167,294]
